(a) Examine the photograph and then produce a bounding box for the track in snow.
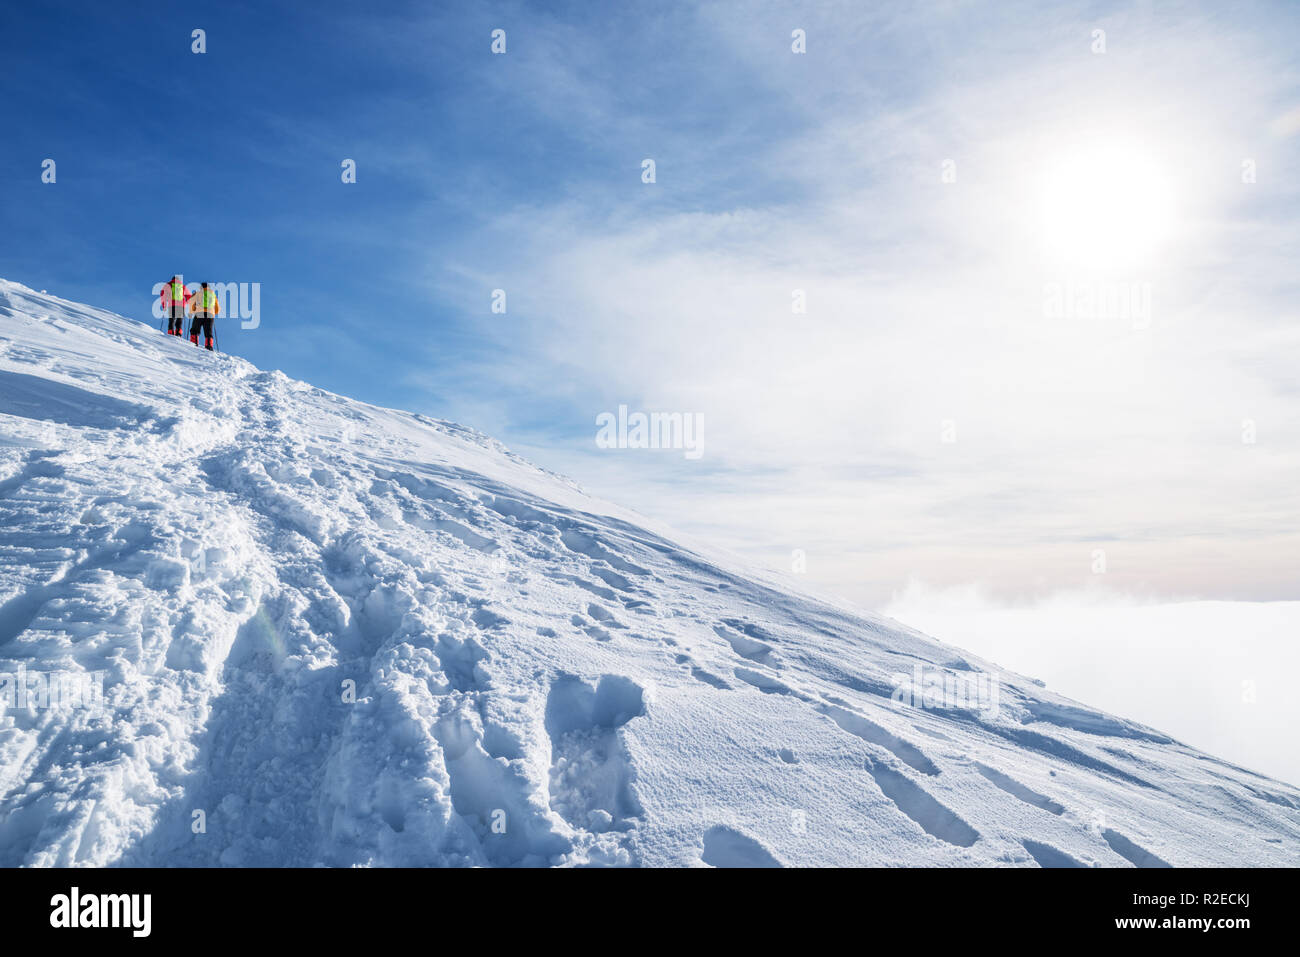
[1,278,1298,867]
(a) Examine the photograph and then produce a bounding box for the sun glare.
[1037,141,1175,269]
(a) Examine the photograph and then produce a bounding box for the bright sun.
[1037,141,1174,269]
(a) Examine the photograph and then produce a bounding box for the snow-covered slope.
[0,278,1296,868]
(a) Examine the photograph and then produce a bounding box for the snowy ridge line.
[0,278,1297,867]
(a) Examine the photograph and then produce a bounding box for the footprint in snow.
[700,825,782,868]
[544,674,646,842]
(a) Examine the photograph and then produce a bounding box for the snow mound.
[0,278,1296,867]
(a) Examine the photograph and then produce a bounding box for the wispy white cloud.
[390,2,1300,608]
[883,582,1300,787]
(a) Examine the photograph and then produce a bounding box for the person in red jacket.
[159,276,191,336]
[187,281,220,351]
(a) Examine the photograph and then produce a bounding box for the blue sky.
[3,0,1299,610]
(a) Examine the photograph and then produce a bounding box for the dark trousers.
[189,315,214,349]
[168,308,186,334]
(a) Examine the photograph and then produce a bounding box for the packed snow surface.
[0,279,1296,867]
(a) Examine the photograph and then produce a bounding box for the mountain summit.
[0,279,1295,867]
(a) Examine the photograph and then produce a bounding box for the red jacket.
[160,280,192,313]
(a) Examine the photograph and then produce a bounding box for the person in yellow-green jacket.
[186,281,220,351]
